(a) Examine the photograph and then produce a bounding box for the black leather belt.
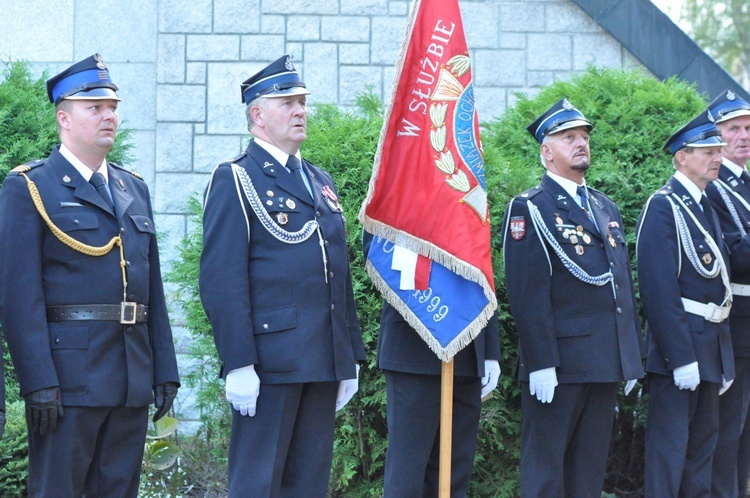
[46,304,149,324]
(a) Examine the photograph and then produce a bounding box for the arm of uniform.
[0,172,60,396]
[706,183,750,273]
[138,179,180,389]
[502,198,560,375]
[200,163,260,375]
[481,312,502,398]
[636,194,698,370]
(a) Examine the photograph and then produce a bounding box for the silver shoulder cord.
[526,200,615,294]
[231,163,329,283]
[667,193,731,305]
[714,179,749,236]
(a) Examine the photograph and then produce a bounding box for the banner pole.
[439,358,454,497]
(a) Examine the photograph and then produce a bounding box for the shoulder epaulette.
[516,184,543,200]
[109,162,143,180]
[655,184,673,196]
[11,159,45,174]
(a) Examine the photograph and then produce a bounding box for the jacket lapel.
[109,168,133,220]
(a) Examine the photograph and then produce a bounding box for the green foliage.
[0,401,28,497]
[681,0,750,87]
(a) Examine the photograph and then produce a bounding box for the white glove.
[529,367,558,403]
[720,375,734,395]
[481,360,501,398]
[226,364,260,416]
[673,361,700,391]
[624,379,638,396]
[336,364,360,411]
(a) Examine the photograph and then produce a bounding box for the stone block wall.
[0,0,643,432]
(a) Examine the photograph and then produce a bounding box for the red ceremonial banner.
[360,0,497,359]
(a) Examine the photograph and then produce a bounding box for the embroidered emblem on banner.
[510,216,526,240]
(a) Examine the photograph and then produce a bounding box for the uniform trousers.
[382,370,481,498]
[645,374,720,498]
[713,357,750,497]
[27,405,148,498]
[227,381,338,498]
[738,412,750,496]
[520,382,618,498]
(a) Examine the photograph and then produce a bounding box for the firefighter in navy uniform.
[199,55,366,497]
[637,110,734,497]
[0,54,179,497]
[704,89,750,498]
[503,98,645,498]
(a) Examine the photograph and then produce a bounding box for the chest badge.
[608,233,616,248]
[62,175,71,183]
[703,253,713,265]
[322,185,344,211]
[276,212,289,225]
[285,199,296,209]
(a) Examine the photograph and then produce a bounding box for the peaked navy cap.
[46,54,120,105]
[241,55,310,104]
[663,110,726,155]
[707,89,750,124]
[526,97,593,144]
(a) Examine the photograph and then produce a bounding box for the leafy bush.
[0,401,28,497]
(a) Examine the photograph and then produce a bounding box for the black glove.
[153,382,178,422]
[25,387,64,436]
[0,409,5,439]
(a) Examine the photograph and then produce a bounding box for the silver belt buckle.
[120,302,138,324]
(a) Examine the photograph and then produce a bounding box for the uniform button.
[324,240,330,247]
[263,323,269,330]
[145,222,149,228]
[120,227,126,234]
[74,219,80,225]
[126,327,133,334]
[128,294,135,300]
[316,211,321,218]
[329,271,334,278]
[615,283,619,290]
[331,304,335,311]
[609,262,614,267]
[616,307,622,314]
[54,338,60,344]
[126,261,131,267]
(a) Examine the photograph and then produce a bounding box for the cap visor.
[263,87,311,98]
[547,119,593,135]
[687,136,727,147]
[64,87,121,102]
[715,109,750,124]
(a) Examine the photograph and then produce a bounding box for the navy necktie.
[700,195,717,238]
[286,155,310,198]
[90,172,114,212]
[577,186,595,223]
[740,169,750,184]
